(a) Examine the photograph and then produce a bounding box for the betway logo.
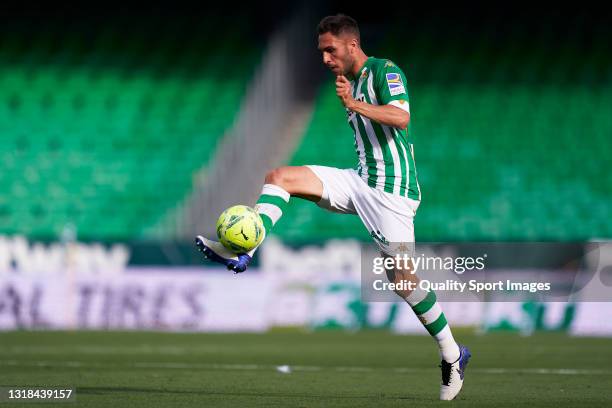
[0,235,130,275]
[346,94,366,122]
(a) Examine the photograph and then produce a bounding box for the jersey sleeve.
[375,60,410,113]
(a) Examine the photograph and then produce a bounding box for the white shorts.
[306,165,420,255]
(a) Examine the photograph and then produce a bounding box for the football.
[216,205,264,253]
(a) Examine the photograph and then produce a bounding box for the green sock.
[254,183,290,238]
[405,288,461,362]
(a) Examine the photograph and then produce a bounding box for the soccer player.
[196,14,470,400]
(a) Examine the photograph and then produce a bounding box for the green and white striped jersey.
[347,56,421,200]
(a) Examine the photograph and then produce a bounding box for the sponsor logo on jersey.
[384,60,395,68]
[347,108,356,122]
[386,72,406,96]
[346,94,366,122]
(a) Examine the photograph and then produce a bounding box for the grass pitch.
[0,329,610,407]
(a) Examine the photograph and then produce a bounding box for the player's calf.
[385,261,468,400]
[387,264,461,363]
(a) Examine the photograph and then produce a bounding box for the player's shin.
[404,286,461,363]
[250,183,290,255]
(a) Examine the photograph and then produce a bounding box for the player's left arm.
[336,75,409,129]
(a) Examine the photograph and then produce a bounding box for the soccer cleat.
[439,344,471,401]
[195,235,252,273]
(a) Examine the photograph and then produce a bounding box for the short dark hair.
[317,14,360,40]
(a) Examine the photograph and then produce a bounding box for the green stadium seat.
[0,21,261,240]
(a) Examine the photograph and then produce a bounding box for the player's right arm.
[373,60,411,121]
[336,75,409,129]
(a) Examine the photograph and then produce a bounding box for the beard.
[340,56,355,77]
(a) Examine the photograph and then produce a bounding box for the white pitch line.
[1,345,225,355]
[0,360,610,375]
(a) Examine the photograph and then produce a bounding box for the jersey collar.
[355,56,373,81]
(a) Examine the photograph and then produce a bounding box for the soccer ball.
[216,205,264,253]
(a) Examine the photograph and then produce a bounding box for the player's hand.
[335,75,355,109]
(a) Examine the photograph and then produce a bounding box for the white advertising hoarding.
[1,237,609,335]
[0,268,270,332]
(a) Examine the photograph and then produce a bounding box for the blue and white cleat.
[195,235,252,273]
[439,344,471,400]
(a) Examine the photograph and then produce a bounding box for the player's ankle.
[439,340,461,363]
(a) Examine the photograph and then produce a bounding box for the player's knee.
[387,266,416,299]
[264,167,290,187]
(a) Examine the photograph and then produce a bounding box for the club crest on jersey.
[386,72,406,96]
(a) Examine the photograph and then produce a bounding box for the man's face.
[318,32,355,76]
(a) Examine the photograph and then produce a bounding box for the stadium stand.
[1,8,609,243]
[0,15,262,240]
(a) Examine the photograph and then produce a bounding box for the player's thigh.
[354,186,419,254]
[305,165,357,214]
[265,166,324,202]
